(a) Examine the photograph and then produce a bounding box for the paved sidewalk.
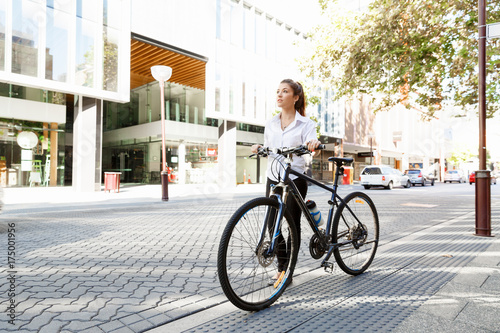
[153,208,500,332]
[2,183,267,214]
[0,184,498,332]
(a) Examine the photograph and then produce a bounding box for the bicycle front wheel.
[217,197,298,311]
[332,192,379,275]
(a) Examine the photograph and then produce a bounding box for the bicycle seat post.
[332,161,344,192]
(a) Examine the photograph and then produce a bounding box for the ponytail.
[281,79,306,116]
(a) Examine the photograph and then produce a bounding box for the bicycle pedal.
[322,262,335,273]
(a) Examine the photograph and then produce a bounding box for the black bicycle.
[217,145,379,311]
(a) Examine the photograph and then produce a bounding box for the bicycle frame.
[258,155,349,263]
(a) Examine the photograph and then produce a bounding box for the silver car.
[444,170,465,183]
[405,169,435,186]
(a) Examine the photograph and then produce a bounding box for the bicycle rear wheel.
[332,192,379,275]
[217,197,298,311]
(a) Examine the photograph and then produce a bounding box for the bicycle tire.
[331,191,379,275]
[217,197,298,311]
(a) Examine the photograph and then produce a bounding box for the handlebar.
[250,144,325,158]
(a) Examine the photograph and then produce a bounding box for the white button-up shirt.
[264,111,318,181]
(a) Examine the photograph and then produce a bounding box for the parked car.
[404,169,435,186]
[444,170,465,183]
[360,165,411,190]
[469,171,497,185]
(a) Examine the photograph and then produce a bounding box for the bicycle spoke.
[332,192,379,275]
[218,197,298,311]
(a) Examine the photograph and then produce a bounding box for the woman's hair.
[281,79,306,116]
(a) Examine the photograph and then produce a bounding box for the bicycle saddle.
[328,157,353,165]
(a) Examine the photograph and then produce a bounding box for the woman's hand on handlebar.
[251,144,262,154]
[307,139,322,154]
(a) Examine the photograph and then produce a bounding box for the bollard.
[475,170,492,236]
[161,171,169,201]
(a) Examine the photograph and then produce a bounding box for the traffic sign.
[487,22,500,39]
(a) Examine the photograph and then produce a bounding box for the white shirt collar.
[271,111,307,129]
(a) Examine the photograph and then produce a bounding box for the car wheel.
[470,182,472,185]
[363,185,371,190]
[431,180,435,186]
[422,180,425,186]
[386,181,393,190]
[412,183,415,186]
[405,180,411,188]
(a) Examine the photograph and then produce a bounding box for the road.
[0,182,498,332]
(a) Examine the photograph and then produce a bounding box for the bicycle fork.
[255,187,286,257]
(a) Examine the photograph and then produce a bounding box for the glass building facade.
[0,0,130,187]
[0,0,345,188]
[102,80,219,184]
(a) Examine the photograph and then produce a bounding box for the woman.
[251,79,322,282]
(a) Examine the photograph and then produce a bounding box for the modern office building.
[0,0,347,190]
[0,0,130,191]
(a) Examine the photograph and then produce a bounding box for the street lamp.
[476,1,491,236]
[151,65,172,201]
[367,133,375,165]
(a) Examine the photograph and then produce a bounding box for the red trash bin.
[104,172,121,193]
[343,167,353,185]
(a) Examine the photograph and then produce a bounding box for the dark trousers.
[266,177,308,271]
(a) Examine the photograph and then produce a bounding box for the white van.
[360,165,411,190]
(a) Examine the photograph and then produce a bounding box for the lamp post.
[368,133,375,165]
[151,65,172,201]
[476,0,491,236]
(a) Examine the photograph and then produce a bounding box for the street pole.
[370,137,373,165]
[151,66,172,202]
[159,79,168,201]
[476,0,492,236]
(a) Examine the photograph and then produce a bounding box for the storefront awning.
[130,33,207,91]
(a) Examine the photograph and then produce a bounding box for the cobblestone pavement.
[0,183,498,332]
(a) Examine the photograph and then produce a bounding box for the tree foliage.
[448,147,475,165]
[299,0,500,120]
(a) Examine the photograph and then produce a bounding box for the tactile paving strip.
[184,215,492,333]
[185,264,457,332]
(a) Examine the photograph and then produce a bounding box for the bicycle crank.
[309,231,327,259]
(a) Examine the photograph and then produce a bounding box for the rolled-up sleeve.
[303,120,317,144]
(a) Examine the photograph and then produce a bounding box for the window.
[216,0,221,39]
[243,5,254,51]
[241,81,245,116]
[0,0,6,71]
[265,16,275,60]
[102,0,120,91]
[75,0,99,88]
[229,73,234,114]
[46,0,71,81]
[255,10,264,55]
[12,0,42,77]
[230,1,242,47]
[362,167,382,175]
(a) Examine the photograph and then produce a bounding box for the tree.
[298,0,500,120]
[448,147,474,166]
